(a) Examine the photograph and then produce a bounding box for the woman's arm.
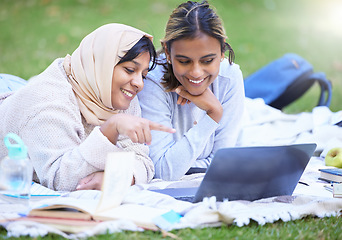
[191,63,245,168]
[138,62,244,180]
[138,76,219,180]
[21,88,155,191]
[20,100,113,191]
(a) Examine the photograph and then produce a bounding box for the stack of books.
[319,168,342,198]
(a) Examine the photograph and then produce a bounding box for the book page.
[29,197,99,220]
[63,190,101,200]
[31,182,61,197]
[96,152,134,213]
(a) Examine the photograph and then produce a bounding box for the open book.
[28,152,168,231]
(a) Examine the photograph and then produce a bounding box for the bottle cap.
[4,133,28,160]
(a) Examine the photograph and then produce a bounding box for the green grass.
[1,215,342,239]
[1,0,342,239]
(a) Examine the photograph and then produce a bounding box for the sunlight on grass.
[1,0,341,114]
[308,0,342,37]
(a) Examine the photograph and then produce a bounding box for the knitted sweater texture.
[0,58,154,191]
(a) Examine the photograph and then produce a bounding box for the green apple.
[325,147,342,168]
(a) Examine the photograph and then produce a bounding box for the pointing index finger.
[149,121,176,133]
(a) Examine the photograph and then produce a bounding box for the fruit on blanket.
[325,147,342,168]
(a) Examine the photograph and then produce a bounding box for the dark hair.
[160,1,235,91]
[118,36,157,71]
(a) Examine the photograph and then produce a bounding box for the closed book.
[318,168,342,183]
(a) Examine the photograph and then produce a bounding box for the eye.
[124,67,134,74]
[177,59,191,65]
[202,58,214,64]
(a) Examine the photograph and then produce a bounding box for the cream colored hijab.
[63,23,153,125]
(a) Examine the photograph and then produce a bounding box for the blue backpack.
[244,53,332,110]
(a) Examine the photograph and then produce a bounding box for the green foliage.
[1,0,341,112]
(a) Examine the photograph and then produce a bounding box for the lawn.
[1,0,342,239]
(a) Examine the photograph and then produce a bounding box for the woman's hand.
[175,86,223,123]
[76,171,104,190]
[100,114,176,145]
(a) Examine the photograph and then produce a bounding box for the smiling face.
[166,33,224,96]
[111,51,150,110]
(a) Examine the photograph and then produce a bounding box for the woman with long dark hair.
[138,1,245,180]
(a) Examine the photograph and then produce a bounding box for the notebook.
[151,143,316,202]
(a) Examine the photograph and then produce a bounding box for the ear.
[221,52,225,62]
[163,43,171,62]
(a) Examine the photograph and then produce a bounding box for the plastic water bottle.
[0,133,33,207]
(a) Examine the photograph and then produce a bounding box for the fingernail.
[175,88,180,94]
[76,185,81,190]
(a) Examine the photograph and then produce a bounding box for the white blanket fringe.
[5,219,142,239]
[218,195,342,227]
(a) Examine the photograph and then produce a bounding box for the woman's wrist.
[207,105,223,123]
[100,116,119,144]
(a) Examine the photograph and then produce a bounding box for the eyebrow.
[132,60,140,66]
[175,53,217,59]
[131,60,149,71]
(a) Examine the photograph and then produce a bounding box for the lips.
[189,78,204,84]
[187,76,208,85]
[121,89,134,98]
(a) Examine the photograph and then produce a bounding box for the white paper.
[96,152,134,213]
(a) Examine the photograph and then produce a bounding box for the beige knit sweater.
[0,58,154,191]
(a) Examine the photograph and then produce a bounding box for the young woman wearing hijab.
[75,0,245,188]
[0,23,175,191]
[137,1,245,181]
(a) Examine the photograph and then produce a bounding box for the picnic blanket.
[2,157,342,239]
[237,98,342,153]
[1,98,342,238]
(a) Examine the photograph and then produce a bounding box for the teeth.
[121,89,133,97]
[189,78,204,84]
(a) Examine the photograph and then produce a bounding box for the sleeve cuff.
[197,114,219,133]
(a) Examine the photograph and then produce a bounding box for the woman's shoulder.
[218,59,243,80]
[0,59,80,126]
[30,59,71,89]
[16,58,77,106]
[213,59,244,98]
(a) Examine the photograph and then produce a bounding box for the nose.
[131,74,144,91]
[189,62,204,79]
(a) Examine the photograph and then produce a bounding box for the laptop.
[151,143,316,202]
